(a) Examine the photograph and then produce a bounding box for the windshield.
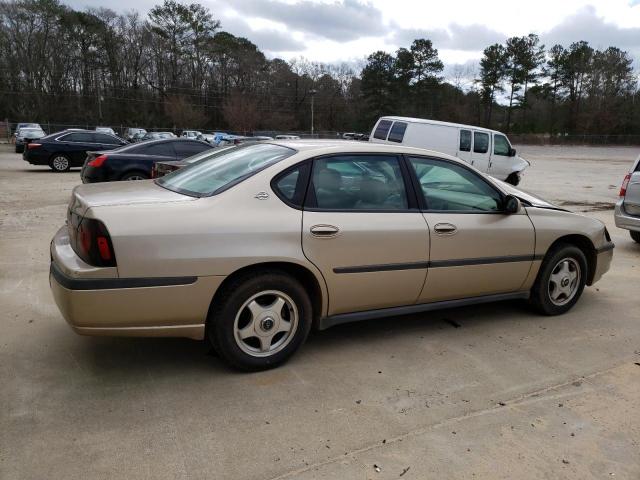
[157,143,296,197]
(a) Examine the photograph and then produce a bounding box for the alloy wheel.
[548,258,581,306]
[52,156,69,171]
[233,290,298,357]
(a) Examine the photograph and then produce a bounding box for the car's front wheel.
[530,244,587,315]
[49,154,70,172]
[505,172,521,186]
[631,231,640,243]
[208,271,312,371]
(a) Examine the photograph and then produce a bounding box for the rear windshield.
[157,143,295,197]
[373,120,393,140]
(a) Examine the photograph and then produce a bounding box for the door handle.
[310,224,340,237]
[434,223,457,235]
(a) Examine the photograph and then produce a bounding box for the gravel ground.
[1,144,639,480]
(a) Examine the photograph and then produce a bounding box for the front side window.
[493,134,511,156]
[408,157,502,212]
[158,143,295,197]
[459,130,471,152]
[373,120,393,140]
[95,133,121,145]
[309,155,408,210]
[473,132,489,154]
[387,122,407,143]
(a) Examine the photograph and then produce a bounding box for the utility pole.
[309,89,317,137]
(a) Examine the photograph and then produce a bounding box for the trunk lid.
[68,180,194,217]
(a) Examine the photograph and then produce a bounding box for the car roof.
[378,116,504,135]
[262,139,465,163]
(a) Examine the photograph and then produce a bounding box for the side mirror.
[503,195,520,214]
[508,147,517,157]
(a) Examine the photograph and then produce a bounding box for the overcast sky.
[67,0,640,73]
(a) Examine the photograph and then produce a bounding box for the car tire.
[49,154,71,172]
[207,271,313,371]
[121,171,149,181]
[505,172,520,186]
[530,244,588,315]
[631,231,640,243]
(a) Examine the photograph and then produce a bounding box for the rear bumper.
[614,199,640,232]
[49,226,224,340]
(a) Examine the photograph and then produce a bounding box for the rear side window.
[142,143,175,156]
[65,132,95,143]
[174,141,210,157]
[373,120,393,140]
[308,155,408,210]
[387,122,407,143]
[459,130,471,152]
[473,132,489,154]
[272,163,311,208]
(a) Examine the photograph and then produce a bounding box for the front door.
[406,156,535,303]
[489,133,514,180]
[301,154,430,315]
[470,130,491,173]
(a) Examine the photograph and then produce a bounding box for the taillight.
[619,173,631,197]
[27,143,41,149]
[74,218,116,267]
[88,154,107,167]
[151,164,157,178]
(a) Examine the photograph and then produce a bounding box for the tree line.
[1,0,638,135]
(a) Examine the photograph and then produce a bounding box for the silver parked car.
[614,154,640,243]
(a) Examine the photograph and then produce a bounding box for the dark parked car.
[15,126,46,153]
[152,146,235,178]
[23,129,127,172]
[81,138,213,183]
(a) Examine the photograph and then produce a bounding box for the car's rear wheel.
[121,171,149,181]
[208,271,312,371]
[530,244,587,315]
[49,155,70,172]
[631,231,640,243]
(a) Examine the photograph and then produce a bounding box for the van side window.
[459,130,471,152]
[387,122,407,143]
[493,134,510,156]
[473,132,489,154]
[373,120,393,140]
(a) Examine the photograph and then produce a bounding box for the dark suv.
[23,129,127,172]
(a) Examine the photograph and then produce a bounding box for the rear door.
[301,154,430,315]
[470,131,491,172]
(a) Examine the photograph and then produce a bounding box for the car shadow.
[73,299,533,376]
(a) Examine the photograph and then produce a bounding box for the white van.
[369,116,530,185]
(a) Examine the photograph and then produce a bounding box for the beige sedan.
[50,141,614,370]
